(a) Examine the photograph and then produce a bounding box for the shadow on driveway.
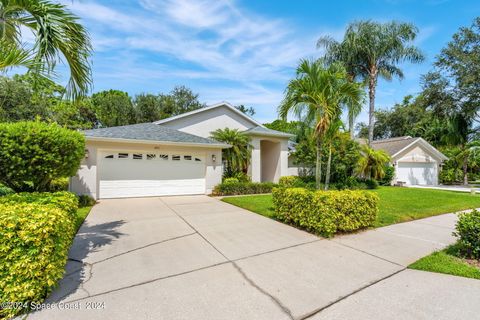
[47,219,126,303]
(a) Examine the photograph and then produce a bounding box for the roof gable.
[154,102,263,128]
[372,136,448,161]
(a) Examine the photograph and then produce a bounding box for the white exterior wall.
[248,136,289,183]
[249,138,262,182]
[70,140,223,199]
[161,106,255,138]
[392,145,442,186]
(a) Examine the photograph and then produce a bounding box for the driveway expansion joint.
[330,239,405,267]
[300,268,407,320]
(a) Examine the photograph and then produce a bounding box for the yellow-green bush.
[0,203,76,318]
[272,187,378,237]
[0,191,78,220]
[278,176,301,188]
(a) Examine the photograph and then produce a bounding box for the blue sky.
[56,0,480,124]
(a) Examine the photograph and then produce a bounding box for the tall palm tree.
[279,59,364,189]
[319,21,424,145]
[210,128,252,177]
[0,0,92,99]
[356,144,391,179]
[318,32,363,139]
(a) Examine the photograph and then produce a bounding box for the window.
[146,154,156,160]
[104,154,114,159]
[118,153,129,159]
[172,155,180,161]
[184,155,192,160]
[133,153,143,160]
[195,157,202,162]
[159,154,168,160]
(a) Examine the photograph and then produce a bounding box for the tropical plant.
[210,128,252,177]
[0,121,85,192]
[320,21,424,144]
[279,59,364,189]
[318,32,364,139]
[324,119,343,190]
[0,0,92,99]
[356,144,391,180]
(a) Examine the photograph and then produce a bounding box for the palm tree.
[324,119,343,190]
[356,144,391,180]
[0,0,92,99]
[318,33,364,139]
[210,128,252,177]
[279,59,364,189]
[319,21,424,145]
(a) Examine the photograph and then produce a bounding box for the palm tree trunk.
[324,145,332,190]
[463,153,469,185]
[316,137,323,189]
[367,72,377,146]
[349,113,354,140]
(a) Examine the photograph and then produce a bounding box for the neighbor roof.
[372,136,448,161]
[153,101,264,128]
[242,126,294,138]
[371,136,419,156]
[83,123,230,148]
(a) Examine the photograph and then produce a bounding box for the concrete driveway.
[29,196,480,320]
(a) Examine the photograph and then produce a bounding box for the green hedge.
[0,192,79,317]
[0,121,85,192]
[0,191,79,220]
[212,182,278,196]
[454,210,480,259]
[272,187,378,237]
[0,201,76,318]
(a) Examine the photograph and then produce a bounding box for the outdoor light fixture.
[85,149,89,159]
[212,154,216,162]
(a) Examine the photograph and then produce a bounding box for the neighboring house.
[70,102,293,199]
[371,136,448,186]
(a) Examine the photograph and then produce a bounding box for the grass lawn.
[74,206,93,231]
[409,244,480,280]
[221,186,480,227]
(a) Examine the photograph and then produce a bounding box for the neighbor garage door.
[396,162,437,185]
[98,150,206,198]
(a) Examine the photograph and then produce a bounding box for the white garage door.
[396,162,437,185]
[98,150,206,199]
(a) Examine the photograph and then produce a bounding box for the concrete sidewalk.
[28,196,480,320]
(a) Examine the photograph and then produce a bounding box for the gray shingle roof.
[371,136,419,156]
[243,126,294,138]
[83,123,228,146]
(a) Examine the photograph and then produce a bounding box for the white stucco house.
[70,102,293,199]
[371,136,448,186]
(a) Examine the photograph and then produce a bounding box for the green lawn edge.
[409,246,480,280]
[221,186,480,228]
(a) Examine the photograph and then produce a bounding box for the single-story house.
[371,136,448,186]
[70,102,293,199]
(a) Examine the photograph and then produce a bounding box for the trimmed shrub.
[279,176,301,188]
[78,194,96,207]
[0,121,85,192]
[212,182,278,196]
[47,177,69,192]
[0,191,79,220]
[273,187,378,237]
[0,183,14,196]
[379,166,395,186]
[0,203,76,318]
[364,178,379,189]
[453,210,480,259]
[223,177,240,184]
